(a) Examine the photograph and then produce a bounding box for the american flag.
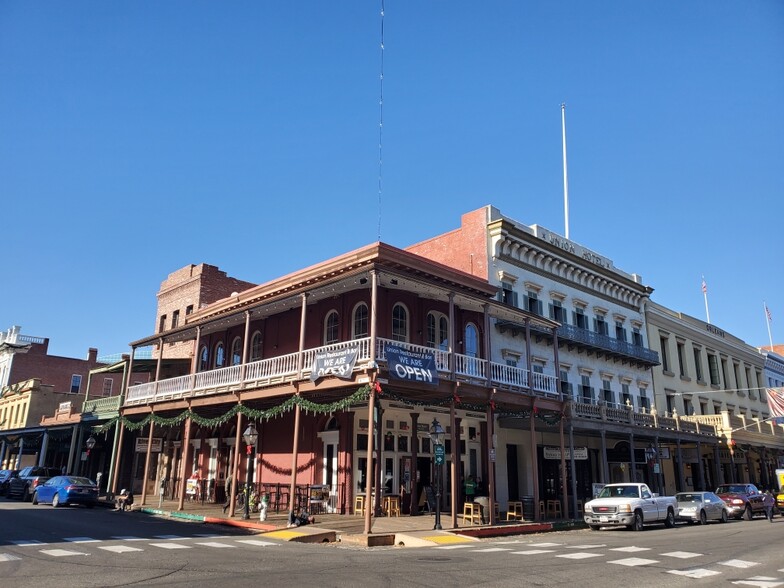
[766,387,784,420]
[765,304,772,322]
[701,279,707,294]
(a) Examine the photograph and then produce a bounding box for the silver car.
[676,491,729,525]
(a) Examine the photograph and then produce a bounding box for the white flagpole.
[561,103,570,240]
[765,301,774,349]
[702,276,710,324]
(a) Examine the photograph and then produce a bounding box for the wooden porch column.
[409,411,419,516]
[676,438,685,491]
[177,417,192,511]
[600,429,609,483]
[191,326,202,390]
[713,443,723,486]
[229,410,243,517]
[629,432,637,481]
[449,403,460,529]
[287,292,309,519]
[559,416,568,518]
[486,397,496,525]
[111,421,126,494]
[363,384,376,534]
[240,310,251,382]
[530,406,540,520]
[140,420,155,505]
[568,421,578,520]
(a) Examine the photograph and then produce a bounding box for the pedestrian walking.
[764,489,775,522]
[222,473,234,514]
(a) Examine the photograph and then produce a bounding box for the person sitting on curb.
[115,488,134,512]
[287,509,315,528]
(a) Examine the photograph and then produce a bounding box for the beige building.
[646,300,783,491]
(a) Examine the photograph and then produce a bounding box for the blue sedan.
[32,476,98,508]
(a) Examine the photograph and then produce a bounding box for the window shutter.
[512,291,519,307]
[593,318,599,332]
[549,303,554,319]
[536,300,543,316]
[523,295,529,312]
[572,311,577,325]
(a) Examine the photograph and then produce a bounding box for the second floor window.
[427,312,449,350]
[693,347,704,381]
[158,314,167,333]
[574,308,588,329]
[214,342,225,368]
[250,332,262,361]
[231,337,242,366]
[550,301,567,324]
[464,323,479,358]
[324,311,340,345]
[594,315,609,336]
[708,354,720,385]
[615,321,626,342]
[199,346,209,371]
[632,327,643,346]
[353,303,368,339]
[392,304,408,342]
[171,310,180,329]
[524,291,542,315]
[102,378,113,396]
[70,374,82,394]
[500,283,518,307]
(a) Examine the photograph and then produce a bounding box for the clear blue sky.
[2,2,782,359]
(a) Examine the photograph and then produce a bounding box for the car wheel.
[629,511,644,531]
[52,494,60,508]
[22,487,31,502]
[699,510,707,525]
[721,510,728,523]
[743,505,753,521]
[664,509,675,528]
[31,491,39,505]
[589,524,601,531]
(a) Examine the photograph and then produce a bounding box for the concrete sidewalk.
[110,496,586,548]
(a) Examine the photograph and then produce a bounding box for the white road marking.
[40,549,88,557]
[153,535,184,540]
[235,540,280,547]
[609,557,660,567]
[63,537,99,543]
[0,554,21,562]
[732,579,783,588]
[668,569,722,579]
[662,551,702,559]
[111,536,145,541]
[566,544,606,549]
[194,542,235,549]
[721,559,759,569]
[10,540,45,547]
[99,545,144,554]
[610,546,650,552]
[556,552,603,559]
[149,542,191,550]
[527,542,562,547]
[472,548,511,553]
[511,549,556,555]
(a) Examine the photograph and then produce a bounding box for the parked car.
[715,483,768,520]
[0,469,19,496]
[32,476,98,508]
[775,489,784,515]
[583,483,677,531]
[675,491,729,524]
[6,466,62,501]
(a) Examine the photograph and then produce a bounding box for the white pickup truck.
[584,483,677,531]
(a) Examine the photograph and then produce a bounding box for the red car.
[715,484,768,520]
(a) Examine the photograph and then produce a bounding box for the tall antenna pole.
[377,0,385,242]
[561,103,570,240]
[702,276,711,324]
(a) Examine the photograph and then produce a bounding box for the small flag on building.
[701,278,707,294]
[766,387,784,422]
[765,303,772,322]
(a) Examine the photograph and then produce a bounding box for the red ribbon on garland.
[373,380,383,395]
[453,392,461,405]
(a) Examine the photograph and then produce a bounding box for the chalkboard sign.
[420,485,436,512]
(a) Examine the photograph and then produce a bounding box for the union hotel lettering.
[538,229,612,269]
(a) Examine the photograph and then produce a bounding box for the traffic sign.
[434,444,445,465]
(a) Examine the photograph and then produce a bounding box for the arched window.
[324,310,340,345]
[231,337,243,366]
[199,346,209,372]
[426,311,449,350]
[392,303,408,342]
[250,331,263,361]
[214,342,225,368]
[352,303,369,340]
[464,323,479,358]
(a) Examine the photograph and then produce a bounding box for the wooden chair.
[385,495,401,517]
[354,494,365,516]
[463,502,482,524]
[538,500,546,519]
[506,501,523,521]
[547,499,562,519]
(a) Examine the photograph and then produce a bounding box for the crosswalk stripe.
[662,551,701,559]
[556,552,602,559]
[0,554,21,562]
[98,545,144,554]
[40,549,88,557]
[235,540,279,547]
[11,540,46,547]
[611,546,650,552]
[149,542,191,550]
[732,577,784,588]
[668,569,722,579]
[194,542,235,548]
[609,557,659,567]
[722,560,759,569]
[64,537,99,543]
[111,536,145,541]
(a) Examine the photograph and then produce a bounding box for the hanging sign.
[385,343,439,386]
[310,347,359,381]
[543,446,588,460]
[135,438,163,453]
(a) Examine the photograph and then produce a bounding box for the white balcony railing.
[124,336,559,405]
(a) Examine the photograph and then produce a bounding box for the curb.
[135,505,280,531]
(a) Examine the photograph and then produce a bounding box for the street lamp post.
[85,435,96,478]
[242,424,259,520]
[645,444,657,494]
[429,418,445,530]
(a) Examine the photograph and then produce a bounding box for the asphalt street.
[2,496,783,587]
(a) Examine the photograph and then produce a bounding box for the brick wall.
[405,207,490,280]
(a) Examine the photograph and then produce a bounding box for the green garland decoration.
[91,384,374,434]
